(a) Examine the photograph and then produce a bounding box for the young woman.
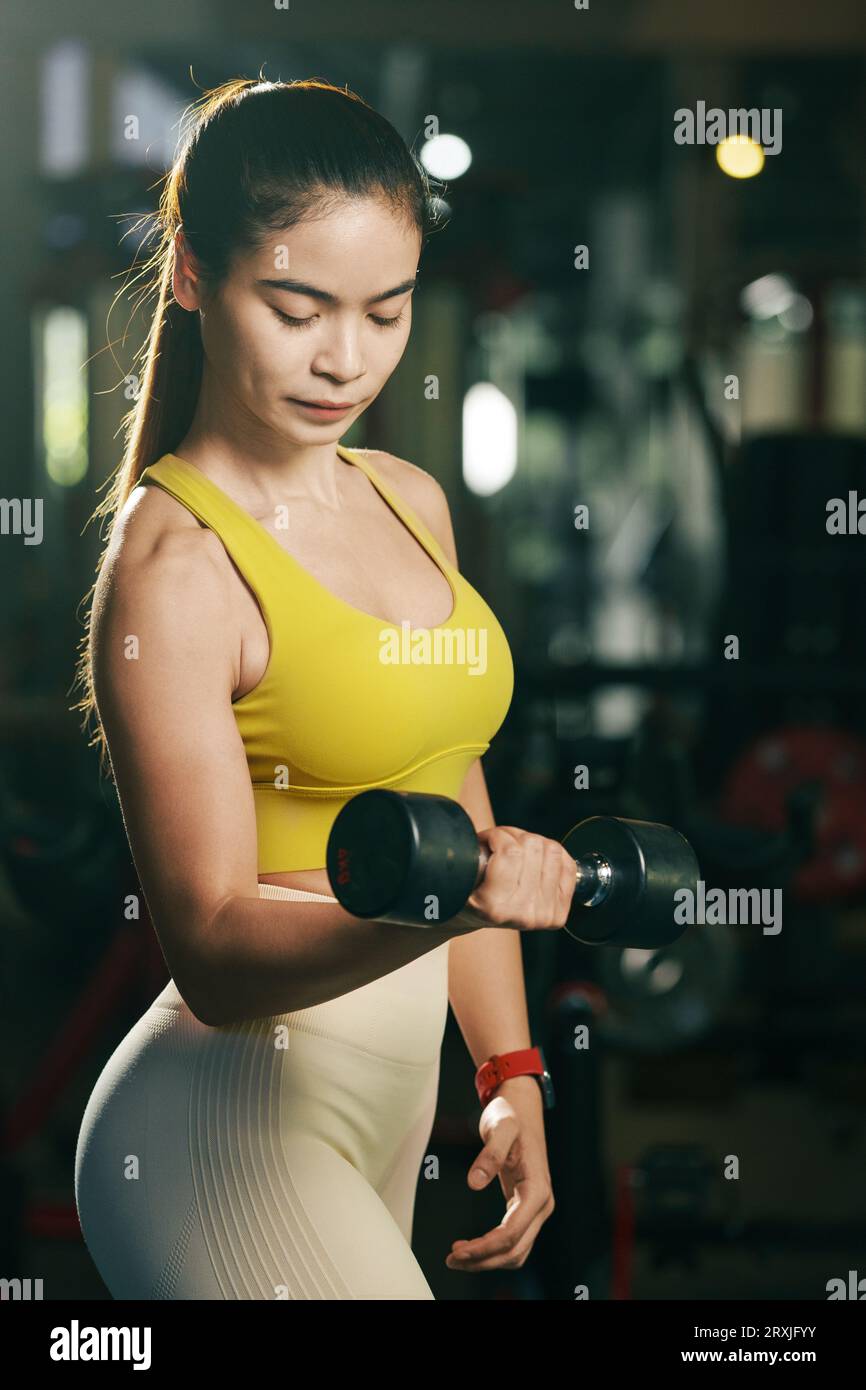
[72,76,577,1300]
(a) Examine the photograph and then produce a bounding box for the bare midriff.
[258,866,335,896]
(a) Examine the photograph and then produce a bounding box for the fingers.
[470,827,579,931]
[470,826,524,913]
[558,845,579,922]
[446,1186,554,1271]
[489,829,547,930]
[448,1211,548,1271]
[514,833,566,930]
[539,837,567,926]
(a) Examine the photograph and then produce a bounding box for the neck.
[173,370,355,508]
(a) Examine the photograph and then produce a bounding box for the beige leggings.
[75,882,449,1299]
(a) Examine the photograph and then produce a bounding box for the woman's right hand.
[457,825,578,932]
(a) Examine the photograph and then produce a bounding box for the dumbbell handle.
[475,842,614,908]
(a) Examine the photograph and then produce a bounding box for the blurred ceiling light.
[715,134,765,179]
[34,305,89,486]
[778,294,814,332]
[462,383,517,497]
[420,133,472,180]
[740,273,797,319]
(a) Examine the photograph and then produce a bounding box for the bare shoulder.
[361,449,458,567]
[91,479,239,670]
[99,477,234,595]
[90,479,240,711]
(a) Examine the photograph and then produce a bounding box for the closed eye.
[271,308,406,330]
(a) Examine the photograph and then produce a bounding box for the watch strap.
[474,1045,555,1109]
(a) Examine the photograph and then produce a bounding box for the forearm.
[194,895,476,1026]
[445,757,534,1066]
[447,924,532,1067]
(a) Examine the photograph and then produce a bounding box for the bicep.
[92,536,259,1008]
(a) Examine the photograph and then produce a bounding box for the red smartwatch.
[474,1045,555,1110]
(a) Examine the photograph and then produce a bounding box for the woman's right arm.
[91,520,477,1028]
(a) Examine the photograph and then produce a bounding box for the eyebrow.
[256,276,418,305]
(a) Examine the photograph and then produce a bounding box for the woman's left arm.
[393,459,538,1066]
[449,758,534,1062]
[446,758,555,1271]
[395,458,555,1271]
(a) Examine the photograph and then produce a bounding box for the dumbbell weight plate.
[561,816,699,949]
[326,788,481,923]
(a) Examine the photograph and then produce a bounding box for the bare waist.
[149,880,450,1066]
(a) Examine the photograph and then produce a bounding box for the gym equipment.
[719,724,866,902]
[326,789,700,948]
[594,921,739,1051]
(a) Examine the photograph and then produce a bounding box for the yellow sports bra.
[138,446,514,872]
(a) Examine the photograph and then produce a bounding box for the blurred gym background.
[2,0,866,1301]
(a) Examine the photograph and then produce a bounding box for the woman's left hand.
[445,1074,555,1272]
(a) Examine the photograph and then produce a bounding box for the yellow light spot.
[716,135,765,180]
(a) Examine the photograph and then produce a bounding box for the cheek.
[374,322,412,376]
[207,304,291,386]
[200,301,257,376]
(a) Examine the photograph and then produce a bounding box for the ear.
[172,227,204,312]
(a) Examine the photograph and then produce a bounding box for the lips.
[291,398,356,409]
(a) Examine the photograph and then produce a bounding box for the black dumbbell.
[326,789,699,948]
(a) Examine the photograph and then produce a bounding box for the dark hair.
[72,75,443,777]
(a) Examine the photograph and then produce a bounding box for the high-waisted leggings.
[74,883,450,1299]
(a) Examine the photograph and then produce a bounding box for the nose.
[311,318,365,384]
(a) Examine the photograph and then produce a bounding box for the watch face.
[531,1045,555,1108]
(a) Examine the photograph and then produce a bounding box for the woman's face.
[176,195,421,444]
